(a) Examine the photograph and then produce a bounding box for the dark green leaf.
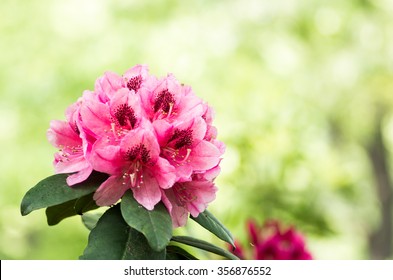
[74,193,99,214]
[81,212,104,231]
[171,236,239,260]
[191,210,235,246]
[80,205,166,260]
[21,172,108,216]
[45,193,99,226]
[120,191,172,252]
[166,245,198,260]
[46,199,78,226]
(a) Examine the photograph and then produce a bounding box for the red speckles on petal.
[127,75,142,92]
[154,89,175,113]
[114,104,137,129]
[169,128,193,149]
[125,143,151,164]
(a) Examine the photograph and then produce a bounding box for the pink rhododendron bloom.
[161,176,217,227]
[94,64,150,103]
[140,74,204,123]
[231,220,313,260]
[94,71,125,103]
[92,125,176,210]
[155,116,221,181]
[80,88,143,142]
[47,64,225,227]
[47,101,93,186]
[123,64,151,94]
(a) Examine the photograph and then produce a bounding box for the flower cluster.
[47,65,225,227]
[232,220,313,260]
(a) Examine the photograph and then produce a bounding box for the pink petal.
[190,140,221,171]
[153,119,173,146]
[65,101,81,125]
[190,117,207,141]
[161,189,188,228]
[184,180,217,217]
[66,165,93,186]
[95,71,125,102]
[213,139,226,154]
[47,120,81,148]
[93,175,129,206]
[138,77,160,116]
[152,157,176,189]
[79,98,111,137]
[90,138,122,174]
[177,87,205,120]
[132,170,161,210]
[202,103,215,125]
[160,189,172,214]
[174,164,193,182]
[54,154,90,174]
[204,125,217,141]
[194,165,221,181]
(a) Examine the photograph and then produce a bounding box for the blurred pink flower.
[232,220,313,260]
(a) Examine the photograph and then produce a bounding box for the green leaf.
[81,212,104,231]
[166,245,198,260]
[171,236,239,260]
[191,210,235,246]
[45,193,99,226]
[74,193,99,214]
[21,172,108,216]
[46,199,78,226]
[80,205,166,260]
[120,191,172,252]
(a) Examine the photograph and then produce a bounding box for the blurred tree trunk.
[367,116,393,259]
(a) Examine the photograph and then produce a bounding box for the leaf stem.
[171,236,239,260]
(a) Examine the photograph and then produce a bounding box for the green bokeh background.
[1,0,393,259]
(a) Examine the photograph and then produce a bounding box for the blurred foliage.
[1,0,393,259]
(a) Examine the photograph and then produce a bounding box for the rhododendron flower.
[47,101,93,186]
[232,219,313,260]
[46,64,225,227]
[162,173,218,227]
[140,74,204,123]
[91,125,176,209]
[94,64,150,103]
[155,116,221,181]
[80,88,144,143]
